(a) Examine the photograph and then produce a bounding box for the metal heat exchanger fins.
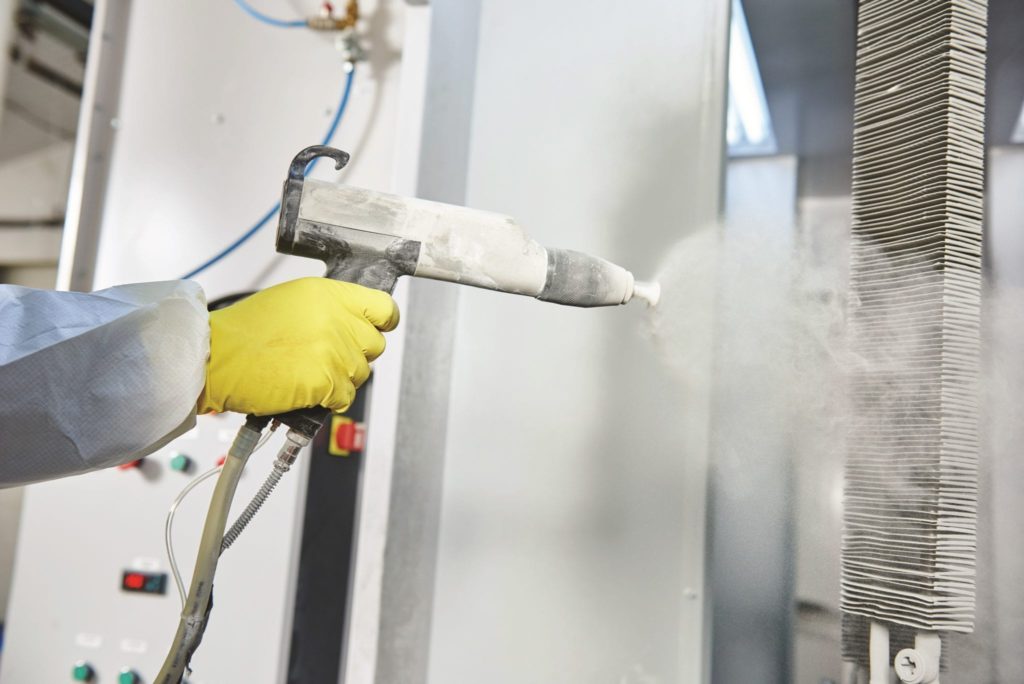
[842,0,986,646]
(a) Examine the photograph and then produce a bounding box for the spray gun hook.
[288,145,350,180]
[278,146,352,256]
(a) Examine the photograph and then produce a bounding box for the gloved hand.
[197,278,399,416]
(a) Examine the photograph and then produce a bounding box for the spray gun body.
[272,145,656,441]
[276,146,656,306]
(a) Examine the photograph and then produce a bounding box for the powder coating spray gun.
[157,146,659,681]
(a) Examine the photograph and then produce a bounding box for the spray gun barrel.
[276,146,656,306]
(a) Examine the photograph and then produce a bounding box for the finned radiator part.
[841,0,987,674]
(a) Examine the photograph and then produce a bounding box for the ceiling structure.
[742,0,1024,196]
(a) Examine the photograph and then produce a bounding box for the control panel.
[0,412,311,683]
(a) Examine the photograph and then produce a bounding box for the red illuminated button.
[329,416,365,456]
[117,459,143,471]
[123,573,145,590]
[216,455,227,467]
[121,570,167,595]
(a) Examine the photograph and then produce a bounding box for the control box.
[1,412,310,683]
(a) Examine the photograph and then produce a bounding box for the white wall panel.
[427,2,729,682]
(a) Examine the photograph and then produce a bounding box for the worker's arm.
[0,278,398,487]
[0,281,208,486]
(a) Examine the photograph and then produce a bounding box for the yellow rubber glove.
[197,277,399,416]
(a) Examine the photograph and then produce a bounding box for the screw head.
[894,648,925,684]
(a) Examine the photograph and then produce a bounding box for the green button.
[71,662,94,681]
[118,668,139,684]
[170,453,191,472]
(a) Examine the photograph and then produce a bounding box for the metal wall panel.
[426,1,730,682]
[709,156,798,684]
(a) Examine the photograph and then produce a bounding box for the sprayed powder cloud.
[639,221,1024,681]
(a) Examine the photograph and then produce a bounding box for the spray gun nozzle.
[632,281,661,308]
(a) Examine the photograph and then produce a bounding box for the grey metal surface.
[55,0,130,292]
[340,2,480,683]
[368,5,478,683]
[791,194,850,684]
[370,278,458,684]
[709,156,798,684]
[982,146,1024,683]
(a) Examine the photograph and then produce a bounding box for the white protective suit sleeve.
[0,281,209,487]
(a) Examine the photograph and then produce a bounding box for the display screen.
[121,570,167,595]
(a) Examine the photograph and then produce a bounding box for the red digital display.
[121,570,167,595]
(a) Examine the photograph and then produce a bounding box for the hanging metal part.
[841,0,988,675]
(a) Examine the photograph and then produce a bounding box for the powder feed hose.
[156,417,309,683]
